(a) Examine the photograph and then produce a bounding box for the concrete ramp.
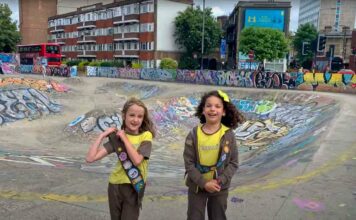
[0,76,355,220]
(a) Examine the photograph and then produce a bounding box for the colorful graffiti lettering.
[0,88,61,125]
[0,77,69,92]
[85,67,355,94]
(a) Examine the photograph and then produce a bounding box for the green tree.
[292,23,318,67]
[174,6,221,69]
[160,58,178,69]
[0,3,21,52]
[239,27,289,63]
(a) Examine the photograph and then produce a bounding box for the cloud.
[211,6,227,17]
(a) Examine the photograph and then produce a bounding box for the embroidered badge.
[134,182,145,191]
[221,154,227,162]
[128,168,139,179]
[119,152,127,161]
[123,160,132,169]
[132,176,143,184]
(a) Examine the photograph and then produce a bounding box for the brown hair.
[121,97,156,137]
[195,90,245,129]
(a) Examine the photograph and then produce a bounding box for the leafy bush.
[99,61,112,67]
[160,58,178,69]
[78,61,90,72]
[66,60,81,66]
[78,61,90,68]
[88,61,99,66]
[132,62,143,69]
[111,60,124,67]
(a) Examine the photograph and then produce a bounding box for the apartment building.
[48,0,193,68]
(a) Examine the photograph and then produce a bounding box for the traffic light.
[302,42,311,55]
[317,35,326,52]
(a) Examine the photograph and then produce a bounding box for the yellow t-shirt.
[106,131,153,184]
[197,124,229,181]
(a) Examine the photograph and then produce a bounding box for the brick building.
[47,0,192,68]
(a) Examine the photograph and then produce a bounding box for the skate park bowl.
[0,75,355,219]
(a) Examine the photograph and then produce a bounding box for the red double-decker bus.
[17,43,61,66]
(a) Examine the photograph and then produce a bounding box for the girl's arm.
[216,132,239,185]
[86,128,116,163]
[117,130,144,166]
[183,131,207,189]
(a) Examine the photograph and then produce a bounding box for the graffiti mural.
[86,67,356,94]
[0,88,61,125]
[65,110,122,136]
[96,82,160,100]
[0,77,69,92]
[141,69,176,81]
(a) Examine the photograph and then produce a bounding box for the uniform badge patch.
[119,152,127,161]
[128,168,139,179]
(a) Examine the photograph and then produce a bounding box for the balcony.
[114,50,139,58]
[114,37,139,42]
[114,19,139,25]
[77,21,96,30]
[77,36,96,44]
[77,50,96,58]
[50,25,65,33]
[113,14,140,25]
[55,39,66,45]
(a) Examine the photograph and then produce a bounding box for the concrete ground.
[0,75,355,220]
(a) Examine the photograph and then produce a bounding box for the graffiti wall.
[0,77,69,92]
[0,53,20,74]
[20,64,71,77]
[87,67,356,94]
[0,88,62,125]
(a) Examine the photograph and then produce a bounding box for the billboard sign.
[244,9,285,31]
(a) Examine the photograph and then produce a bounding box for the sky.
[1,0,19,25]
[2,0,300,32]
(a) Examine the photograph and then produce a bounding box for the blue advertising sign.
[220,39,226,59]
[244,9,285,31]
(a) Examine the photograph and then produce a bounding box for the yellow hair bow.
[217,90,230,103]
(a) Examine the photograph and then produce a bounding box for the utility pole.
[200,0,205,71]
[342,27,347,62]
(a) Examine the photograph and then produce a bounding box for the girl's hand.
[204,180,221,193]
[101,127,117,138]
[116,129,127,140]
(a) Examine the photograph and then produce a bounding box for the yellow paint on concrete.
[351,75,356,84]
[0,144,354,203]
[327,73,343,86]
[314,73,325,84]
[303,73,315,84]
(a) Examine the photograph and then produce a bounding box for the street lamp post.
[200,0,205,71]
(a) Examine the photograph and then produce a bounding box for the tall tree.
[292,23,318,68]
[239,27,289,63]
[174,6,221,69]
[0,3,21,52]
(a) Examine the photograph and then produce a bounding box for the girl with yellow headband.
[183,90,245,220]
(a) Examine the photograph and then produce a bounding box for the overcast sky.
[1,0,19,25]
[2,0,300,32]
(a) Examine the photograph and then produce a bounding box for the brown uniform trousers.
[108,183,140,220]
[187,188,228,220]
